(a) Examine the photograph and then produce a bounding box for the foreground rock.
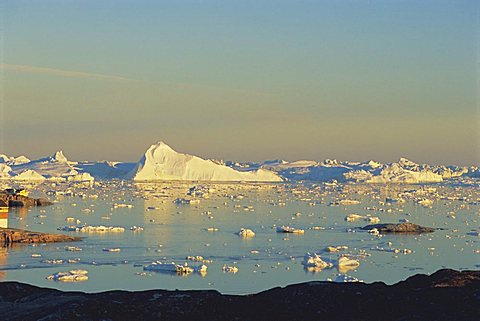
[0,269,477,320]
[0,228,81,246]
[0,193,52,207]
[361,222,435,234]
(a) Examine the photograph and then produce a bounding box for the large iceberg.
[366,163,443,184]
[128,141,282,182]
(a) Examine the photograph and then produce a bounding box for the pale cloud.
[0,63,138,82]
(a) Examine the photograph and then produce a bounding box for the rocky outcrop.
[362,222,435,233]
[0,193,53,207]
[0,228,81,246]
[0,269,477,320]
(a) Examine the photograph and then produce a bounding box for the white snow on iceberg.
[128,141,283,182]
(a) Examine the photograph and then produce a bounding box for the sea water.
[0,180,478,294]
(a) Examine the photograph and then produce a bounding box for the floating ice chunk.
[42,259,64,264]
[103,248,121,252]
[345,214,379,223]
[174,198,200,205]
[143,261,206,275]
[195,265,208,274]
[302,253,332,270]
[57,226,80,232]
[64,246,82,252]
[276,226,305,234]
[113,203,134,209]
[238,228,255,238]
[47,270,88,282]
[366,216,380,223]
[338,199,360,205]
[345,214,365,222]
[59,225,126,233]
[222,264,239,273]
[186,255,204,261]
[144,262,191,274]
[206,227,219,232]
[69,269,88,275]
[368,228,380,236]
[325,246,348,253]
[338,256,360,268]
[79,225,125,233]
[130,226,144,232]
[334,275,363,283]
[417,199,434,207]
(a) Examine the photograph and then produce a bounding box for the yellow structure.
[17,190,29,197]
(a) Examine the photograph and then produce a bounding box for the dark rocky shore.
[0,269,478,321]
[0,228,81,246]
[0,192,52,207]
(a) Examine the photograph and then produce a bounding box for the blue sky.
[1,0,478,165]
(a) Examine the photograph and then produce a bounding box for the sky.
[0,0,479,165]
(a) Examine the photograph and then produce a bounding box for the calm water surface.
[0,181,478,294]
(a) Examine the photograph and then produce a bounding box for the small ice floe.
[222,264,239,273]
[31,254,42,258]
[238,228,255,238]
[130,226,144,232]
[310,226,325,230]
[416,198,434,207]
[345,214,365,222]
[366,216,380,223]
[47,270,88,282]
[302,253,333,270]
[206,227,219,232]
[371,246,401,254]
[58,225,125,233]
[325,246,348,253]
[42,259,64,264]
[334,274,363,283]
[65,217,81,224]
[143,261,207,275]
[338,256,360,269]
[186,255,204,262]
[276,226,305,234]
[103,248,121,252]
[64,246,82,252]
[174,198,200,205]
[345,214,379,223]
[331,199,360,206]
[112,203,134,209]
[368,228,380,236]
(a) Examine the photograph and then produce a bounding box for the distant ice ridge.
[128,141,283,182]
[0,142,476,183]
[0,150,94,182]
[262,157,467,184]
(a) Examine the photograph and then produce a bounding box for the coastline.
[0,269,478,321]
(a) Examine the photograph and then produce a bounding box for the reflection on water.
[0,181,478,294]
[0,247,7,280]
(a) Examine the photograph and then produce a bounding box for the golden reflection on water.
[0,247,8,281]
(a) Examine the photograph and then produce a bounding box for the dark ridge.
[0,269,478,320]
